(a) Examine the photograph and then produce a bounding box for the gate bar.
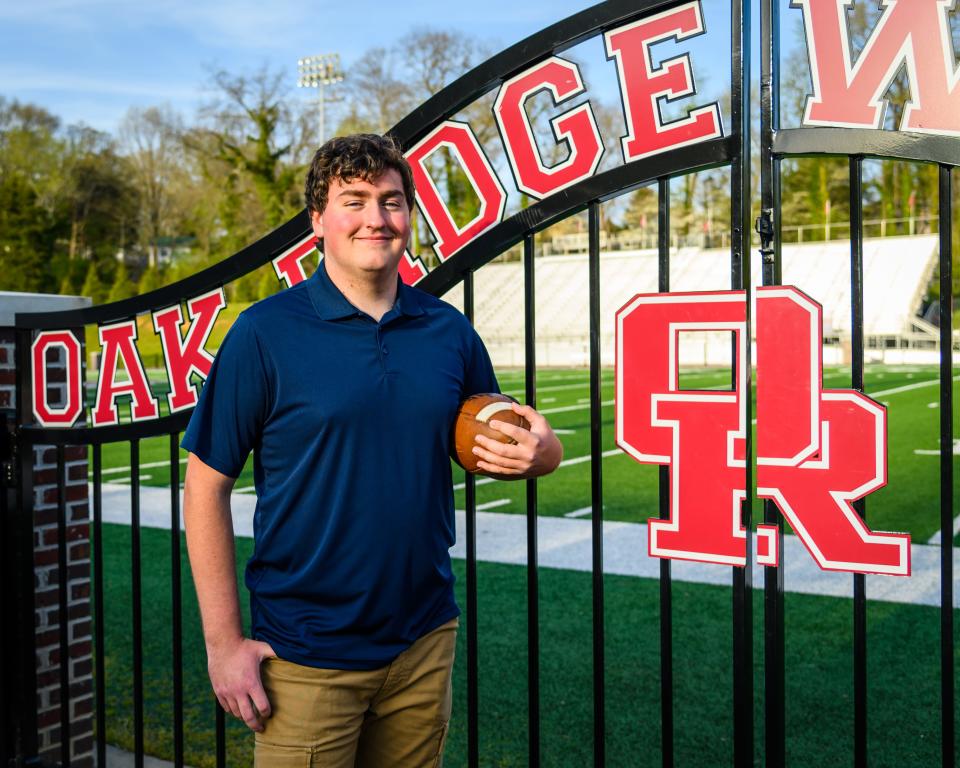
[55,444,70,768]
[523,232,541,768]
[215,701,226,768]
[463,271,479,768]
[93,444,106,768]
[131,439,145,768]
[657,177,674,768]
[588,201,605,768]
[759,0,786,763]
[170,433,185,768]
[14,328,39,759]
[938,165,954,768]
[731,0,755,762]
[849,156,868,768]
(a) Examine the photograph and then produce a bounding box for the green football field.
[99,363,958,544]
[90,364,960,766]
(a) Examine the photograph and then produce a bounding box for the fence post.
[2,292,94,767]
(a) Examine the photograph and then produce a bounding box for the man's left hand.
[472,402,563,479]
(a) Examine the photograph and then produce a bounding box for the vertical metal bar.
[463,271,479,768]
[523,234,541,768]
[93,443,106,768]
[849,156,867,768]
[131,439,144,768]
[588,202,605,768]
[14,328,38,758]
[170,433,185,768]
[938,165,954,768]
[731,0,754,763]
[760,0,785,764]
[56,444,70,768]
[0,413,11,766]
[657,178,674,768]
[215,700,226,768]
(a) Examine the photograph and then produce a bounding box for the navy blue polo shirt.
[182,261,498,669]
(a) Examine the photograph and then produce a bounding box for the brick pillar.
[1,292,94,766]
[32,440,93,766]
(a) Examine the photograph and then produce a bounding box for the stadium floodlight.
[297,53,344,147]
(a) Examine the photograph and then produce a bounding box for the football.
[452,393,530,474]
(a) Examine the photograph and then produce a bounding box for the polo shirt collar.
[307,259,425,321]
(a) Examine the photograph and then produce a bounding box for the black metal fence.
[3,0,957,766]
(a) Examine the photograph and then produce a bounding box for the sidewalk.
[98,482,957,608]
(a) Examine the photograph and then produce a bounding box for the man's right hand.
[207,637,277,732]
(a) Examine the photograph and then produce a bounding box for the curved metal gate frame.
[3,0,956,766]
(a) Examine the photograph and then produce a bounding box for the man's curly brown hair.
[304,134,416,216]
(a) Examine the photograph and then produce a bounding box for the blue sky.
[0,0,615,133]
[0,0,789,136]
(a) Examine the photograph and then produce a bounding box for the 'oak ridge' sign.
[616,286,911,577]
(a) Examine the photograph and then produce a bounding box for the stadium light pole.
[297,53,344,147]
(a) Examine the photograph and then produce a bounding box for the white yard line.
[870,375,960,398]
[564,507,593,518]
[540,399,614,415]
[476,499,511,511]
[453,448,622,490]
[102,457,188,475]
[110,475,153,484]
[503,382,611,397]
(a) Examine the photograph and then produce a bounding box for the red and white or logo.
[405,120,507,263]
[93,319,160,426]
[795,0,960,135]
[616,286,911,576]
[494,56,604,199]
[31,331,83,427]
[604,1,723,162]
[152,288,227,413]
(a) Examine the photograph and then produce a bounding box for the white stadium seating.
[442,235,940,367]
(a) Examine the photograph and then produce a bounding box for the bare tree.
[119,105,184,267]
[342,47,414,134]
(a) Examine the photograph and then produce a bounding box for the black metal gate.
[3,0,957,765]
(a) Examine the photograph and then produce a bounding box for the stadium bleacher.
[442,235,940,367]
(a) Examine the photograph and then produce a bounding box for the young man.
[182,134,562,767]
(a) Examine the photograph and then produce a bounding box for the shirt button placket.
[376,326,389,372]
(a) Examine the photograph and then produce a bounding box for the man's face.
[310,169,411,280]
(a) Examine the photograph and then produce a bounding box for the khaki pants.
[254,618,458,768]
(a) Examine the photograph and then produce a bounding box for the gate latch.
[755,208,775,264]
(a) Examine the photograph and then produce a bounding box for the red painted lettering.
[796,0,960,134]
[31,331,83,427]
[152,288,227,413]
[604,1,722,162]
[93,320,159,426]
[494,57,603,199]
[405,121,506,262]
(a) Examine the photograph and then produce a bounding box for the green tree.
[0,99,64,291]
[257,267,280,300]
[81,261,108,304]
[108,261,136,302]
[138,265,163,294]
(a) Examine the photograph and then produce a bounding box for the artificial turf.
[96,522,958,767]
[90,363,958,764]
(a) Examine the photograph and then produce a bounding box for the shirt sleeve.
[463,324,500,397]
[180,312,273,478]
